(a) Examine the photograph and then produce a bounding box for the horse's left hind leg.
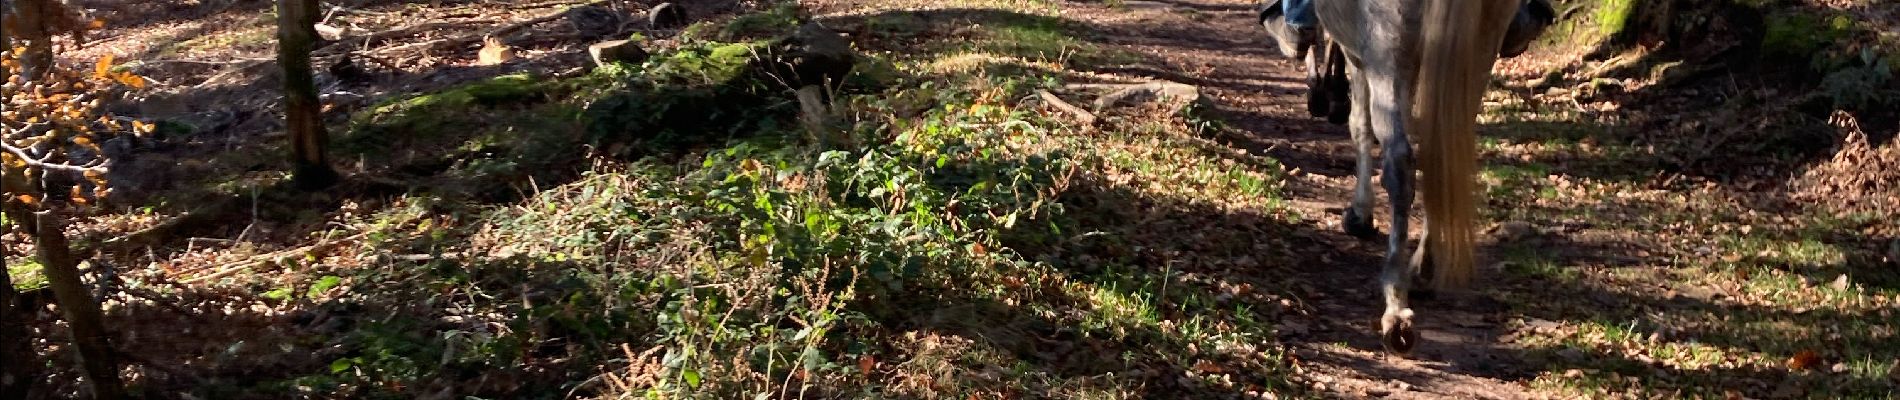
[1364,69,1420,355]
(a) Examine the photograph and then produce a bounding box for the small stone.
[587,39,649,67]
[1524,318,1562,332]
[314,23,351,41]
[1093,81,1203,110]
[1831,274,1852,291]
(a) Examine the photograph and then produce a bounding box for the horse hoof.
[1380,308,1420,355]
[1341,208,1378,240]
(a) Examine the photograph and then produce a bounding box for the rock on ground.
[588,39,649,67]
[1092,81,1203,111]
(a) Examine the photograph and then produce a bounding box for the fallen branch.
[388,252,465,262]
[311,0,608,60]
[342,21,463,45]
[182,232,368,284]
[511,0,595,11]
[127,57,274,67]
[1037,89,1098,125]
[488,0,611,39]
[192,59,273,89]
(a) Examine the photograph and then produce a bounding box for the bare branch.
[0,140,109,174]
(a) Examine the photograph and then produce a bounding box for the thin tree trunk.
[20,208,123,399]
[278,0,337,189]
[9,0,55,79]
[2,0,12,57]
[0,257,33,400]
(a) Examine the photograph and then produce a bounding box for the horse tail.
[1412,0,1513,291]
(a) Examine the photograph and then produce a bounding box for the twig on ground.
[388,252,465,262]
[181,232,369,284]
[193,59,274,89]
[1037,89,1098,125]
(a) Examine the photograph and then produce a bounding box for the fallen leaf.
[1192,359,1224,375]
[1786,350,1822,370]
[858,355,875,377]
[94,53,114,79]
[1831,274,1851,291]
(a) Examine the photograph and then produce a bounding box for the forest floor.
[8,0,1899,399]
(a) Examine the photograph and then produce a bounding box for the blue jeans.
[1283,0,1317,28]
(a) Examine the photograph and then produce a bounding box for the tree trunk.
[13,208,123,400]
[2,0,12,57]
[0,259,34,400]
[278,0,338,189]
[8,0,56,79]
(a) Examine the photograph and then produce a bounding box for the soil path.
[1052,1,1535,398]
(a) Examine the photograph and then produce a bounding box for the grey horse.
[1314,0,1526,354]
[1264,0,1555,125]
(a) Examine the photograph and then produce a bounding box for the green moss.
[8,259,45,292]
[1592,0,1637,40]
[1762,12,1854,60]
[719,2,802,41]
[352,74,551,135]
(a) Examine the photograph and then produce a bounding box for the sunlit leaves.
[3,49,152,210]
[91,53,147,89]
[93,54,114,79]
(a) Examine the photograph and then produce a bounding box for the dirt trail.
[1050,1,1534,398]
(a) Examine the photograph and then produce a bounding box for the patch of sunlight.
[7,259,46,291]
[824,0,1059,19]
[1496,248,1581,283]
[920,52,1063,76]
[1089,136,1287,212]
[1083,283,1161,338]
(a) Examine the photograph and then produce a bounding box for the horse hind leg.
[1304,42,1331,119]
[1325,43,1352,124]
[1410,216,1439,300]
[1342,67,1378,240]
[1366,70,1420,355]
